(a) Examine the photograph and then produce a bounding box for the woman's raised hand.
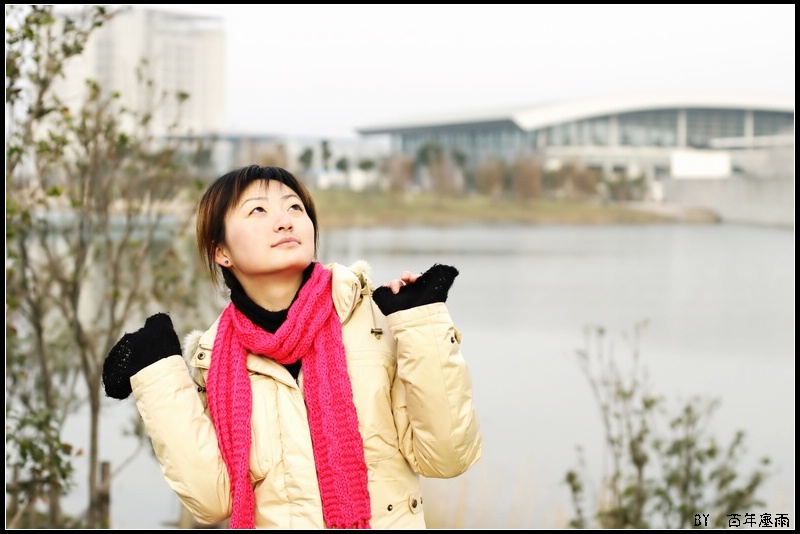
[385,270,422,294]
[102,313,181,400]
[373,264,459,316]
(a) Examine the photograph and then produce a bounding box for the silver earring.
[224,260,229,265]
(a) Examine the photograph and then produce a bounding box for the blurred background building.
[55,6,794,225]
[357,92,794,226]
[55,6,388,186]
[358,93,793,203]
[357,92,794,174]
[56,6,225,137]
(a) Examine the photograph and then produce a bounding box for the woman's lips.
[272,237,300,247]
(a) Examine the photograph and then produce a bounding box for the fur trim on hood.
[348,259,371,279]
[182,329,205,365]
[181,329,206,391]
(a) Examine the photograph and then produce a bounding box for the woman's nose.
[274,212,293,231]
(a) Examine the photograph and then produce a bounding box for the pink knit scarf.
[206,263,371,529]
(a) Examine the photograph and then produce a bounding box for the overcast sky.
[138,4,794,139]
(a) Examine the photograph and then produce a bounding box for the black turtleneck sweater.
[227,263,315,380]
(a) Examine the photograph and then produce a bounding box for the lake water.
[67,222,794,528]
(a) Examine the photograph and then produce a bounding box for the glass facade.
[400,125,535,168]
[686,108,746,147]
[618,110,679,147]
[580,117,611,146]
[391,106,792,169]
[753,111,795,136]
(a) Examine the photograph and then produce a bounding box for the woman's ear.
[214,246,230,267]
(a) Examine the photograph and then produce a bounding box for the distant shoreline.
[313,190,722,229]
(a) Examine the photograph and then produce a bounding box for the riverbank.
[313,190,720,228]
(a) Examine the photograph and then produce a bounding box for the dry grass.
[419,459,573,529]
[312,189,716,229]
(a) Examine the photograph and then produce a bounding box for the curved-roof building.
[357,90,794,187]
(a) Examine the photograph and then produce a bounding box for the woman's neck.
[239,270,306,312]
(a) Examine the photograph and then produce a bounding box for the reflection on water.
[69,223,794,528]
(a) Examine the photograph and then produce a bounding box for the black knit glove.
[102,313,181,400]
[372,264,459,316]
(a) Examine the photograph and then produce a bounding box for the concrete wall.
[663,176,794,227]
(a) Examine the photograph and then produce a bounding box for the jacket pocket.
[348,351,398,462]
[248,373,280,481]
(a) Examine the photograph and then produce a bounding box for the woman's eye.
[289,203,304,212]
[250,206,266,214]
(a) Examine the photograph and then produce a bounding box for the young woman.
[102,165,482,529]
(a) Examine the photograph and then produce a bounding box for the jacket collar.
[329,260,371,325]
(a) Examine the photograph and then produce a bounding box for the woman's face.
[215,179,315,280]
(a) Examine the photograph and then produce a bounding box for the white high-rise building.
[56,6,224,138]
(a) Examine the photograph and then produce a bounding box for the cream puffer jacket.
[130,261,482,529]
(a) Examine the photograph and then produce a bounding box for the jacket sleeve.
[130,355,232,525]
[387,302,482,478]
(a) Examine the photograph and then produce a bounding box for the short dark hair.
[196,165,318,288]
